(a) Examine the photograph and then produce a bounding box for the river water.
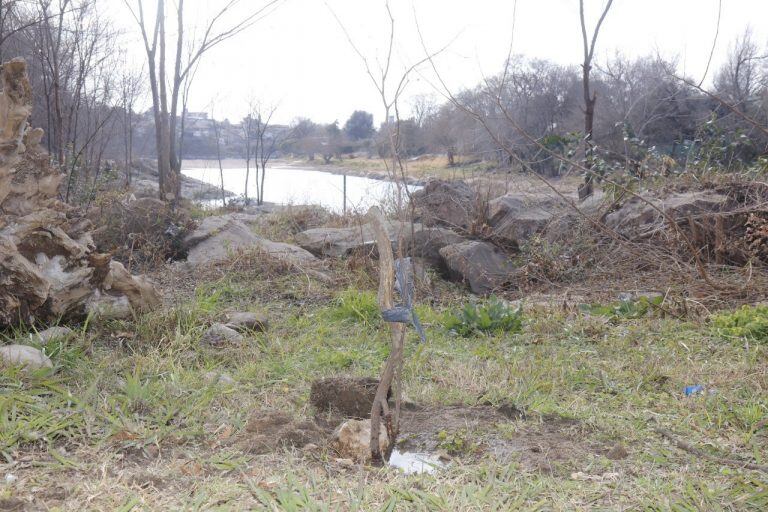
[182,163,420,213]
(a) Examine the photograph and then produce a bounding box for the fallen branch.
[655,428,768,474]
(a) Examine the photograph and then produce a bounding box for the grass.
[1,263,767,510]
[306,155,500,181]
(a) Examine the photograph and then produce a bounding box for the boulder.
[184,215,316,267]
[439,241,516,294]
[254,238,317,266]
[0,344,53,370]
[310,377,382,419]
[605,191,728,238]
[486,193,563,243]
[295,221,463,266]
[411,179,478,231]
[295,220,423,258]
[225,311,269,332]
[200,323,245,347]
[184,216,260,265]
[331,419,389,462]
[410,227,466,266]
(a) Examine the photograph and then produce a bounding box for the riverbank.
[131,160,235,201]
[182,155,502,186]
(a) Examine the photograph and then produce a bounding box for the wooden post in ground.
[367,206,406,464]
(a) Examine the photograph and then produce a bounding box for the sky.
[110,0,768,126]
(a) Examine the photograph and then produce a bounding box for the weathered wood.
[0,58,160,328]
[367,206,407,464]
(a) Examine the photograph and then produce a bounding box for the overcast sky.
[111,0,768,125]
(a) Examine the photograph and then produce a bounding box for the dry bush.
[89,193,195,271]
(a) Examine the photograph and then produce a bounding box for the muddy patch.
[239,410,329,454]
[237,403,607,476]
[397,404,604,475]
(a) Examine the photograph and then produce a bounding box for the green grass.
[1,269,766,510]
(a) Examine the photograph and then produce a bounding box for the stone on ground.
[225,311,269,332]
[331,419,389,462]
[0,58,160,329]
[24,326,73,344]
[184,215,316,267]
[605,191,728,238]
[296,220,424,258]
[486,192,563,244]
[0,344,53,370]
[439,240,516,295]
[411,179,478,231]
[200,323,245,346]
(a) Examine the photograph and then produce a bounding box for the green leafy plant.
[443,296,523,337]
[436,429,477,455]
[711,305,768,342]
[580,295,662,321]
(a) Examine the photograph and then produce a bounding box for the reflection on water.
[389,449,445,474]
[182,164,420,213]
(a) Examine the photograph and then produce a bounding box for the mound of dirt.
[241,410,328,455]
[310,377,385,419]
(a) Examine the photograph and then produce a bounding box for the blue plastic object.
[684,385,704,396]
[381,258,427,343]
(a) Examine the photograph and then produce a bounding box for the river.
[182,162,420,213]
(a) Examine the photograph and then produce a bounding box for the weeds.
[712,304,768,342]
[443,296,523,336]
[580,295,663,321]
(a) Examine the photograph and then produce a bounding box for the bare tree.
[123,0,283,201]
[210,108,227,205]
[0,1,43,61]
[578,0,614,199]
[327,0,446,464]
[118,60,144,187]
[714,28,767,113]
[240,98,258,204]
[253,102,286,206]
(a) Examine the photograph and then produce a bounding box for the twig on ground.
[655,427,768,474]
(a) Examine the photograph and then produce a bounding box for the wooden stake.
[367,206,406,464]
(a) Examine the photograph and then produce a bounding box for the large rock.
[410,227,466,266]
[0,344,53,370]
[296,221,464,266]
[486,192,564,244]
[331,419,389,462]
[0,59,159,329]
[605,191,728,238]
[184,215,316,267]
[296,220,423,258]
[439,241,516,294]
[411,179,478,231]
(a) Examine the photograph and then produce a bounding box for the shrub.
[443,296,523,337]
[711,305,768,342]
